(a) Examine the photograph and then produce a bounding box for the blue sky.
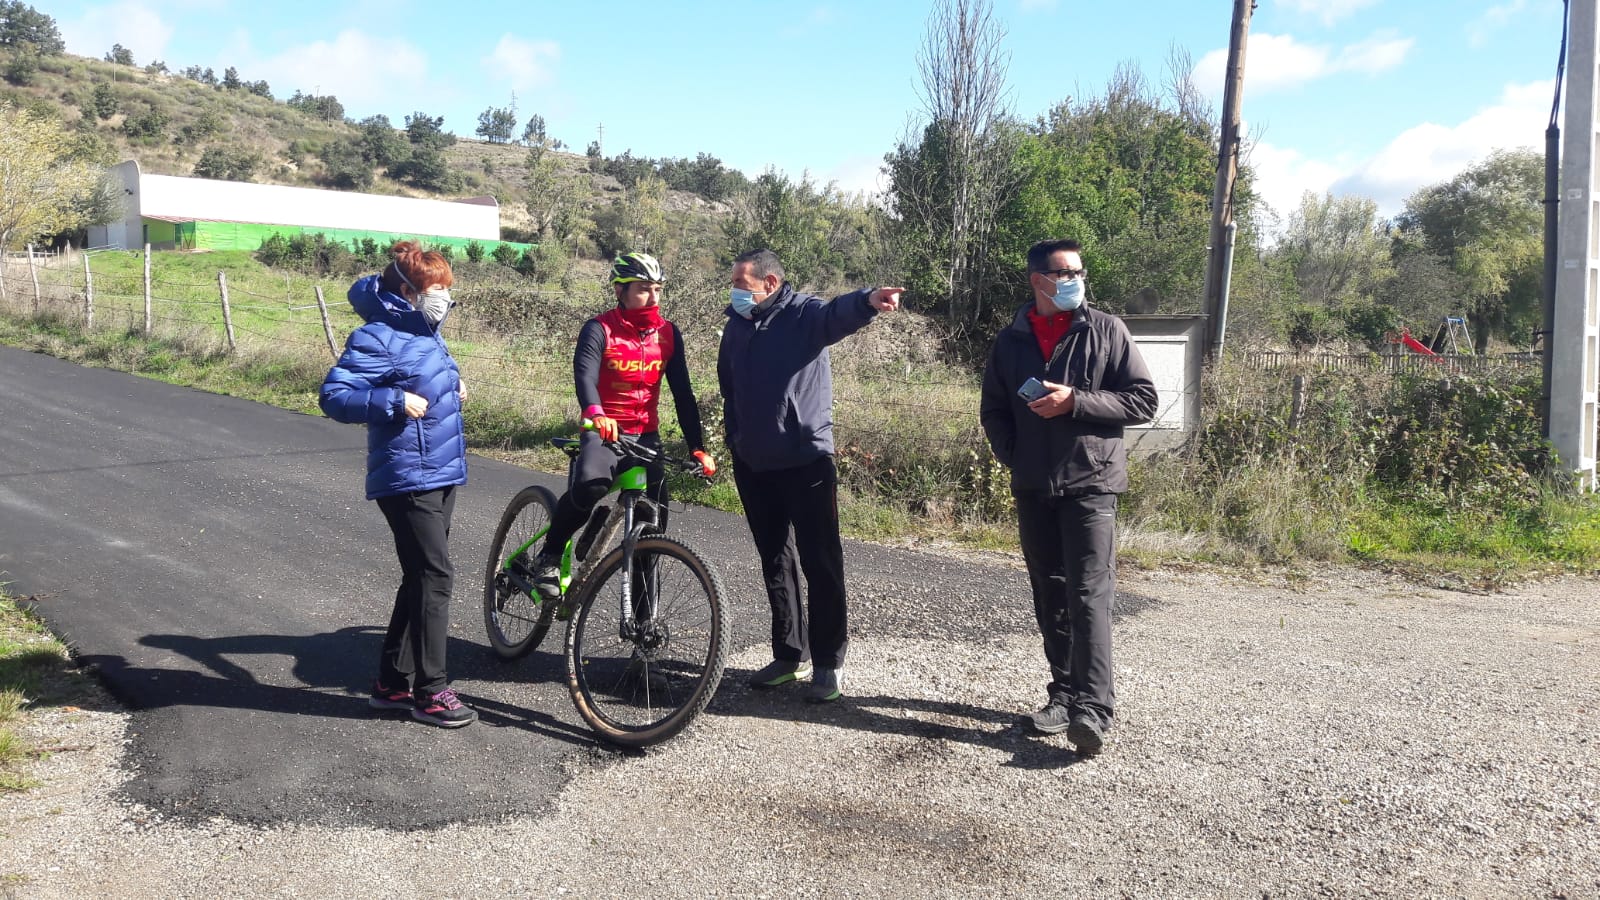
[44,0,1565,224]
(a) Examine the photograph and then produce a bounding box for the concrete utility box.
[1122,315,1206,453]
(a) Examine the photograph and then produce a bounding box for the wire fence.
[0,247,997,455]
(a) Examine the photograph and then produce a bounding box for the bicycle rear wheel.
[565,536,726,748]
[483,485,559,659]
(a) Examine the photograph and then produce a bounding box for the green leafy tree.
[144,59,167,75]
[358,114,409,167]
[3,38,38,85]
[0,1,62,54]
[221,65,241,90]
[121,104,169,140]
[475,105,515,143]
[192,146,260,182]
[1275,191,1392,308]
[1393,149,1544,350]
[89,82,118,120]
[287,90,343,121]
[244,80,271,99]
[521,113,545,146]
[104,43,133,66]
[490,242,520,267]
[387,146,460,192]
[524,142,580,239]
[0,102,112,248]
[177,106,228,144]
[404,111,454,150]
[318,139,372,189]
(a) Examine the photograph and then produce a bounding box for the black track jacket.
[980,301,1158,496]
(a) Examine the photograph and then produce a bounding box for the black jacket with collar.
[979,301,1158,496]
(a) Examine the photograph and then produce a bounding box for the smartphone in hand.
[1017,377,1050,402]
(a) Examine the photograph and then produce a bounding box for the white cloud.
[1336,32,1413,74]
[481,34,561,96]
[1275,80,1552,220]
[1245,140,1349,222]
[1468,0,1530,48]
[1334,80,1548,214]
[251,30,429,113]
[1195,31,1411,95]
[823,155,889,200]
[1274,0,1380,27]
[58,1,175,64]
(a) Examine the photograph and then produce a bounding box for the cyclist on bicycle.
[531,251,716,597]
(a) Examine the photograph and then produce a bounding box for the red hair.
[380,240,454,294]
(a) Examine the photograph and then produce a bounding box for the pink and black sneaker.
[411,687,478,728]
[368,680,413,711]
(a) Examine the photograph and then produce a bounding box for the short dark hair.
[1026,239,1082,274]
[733,248,785,281]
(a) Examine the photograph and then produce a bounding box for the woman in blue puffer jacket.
[320,240,475,728]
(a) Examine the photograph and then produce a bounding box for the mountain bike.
[483,428,727,748]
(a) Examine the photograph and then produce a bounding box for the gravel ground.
[2,563,1596,898]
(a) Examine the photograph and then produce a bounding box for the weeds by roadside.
[0,588,104,794]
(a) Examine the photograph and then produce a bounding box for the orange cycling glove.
[692,449,717,478]
[585,416,619,442]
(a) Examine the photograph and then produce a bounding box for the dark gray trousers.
[1015,490,1118,727]
[375,486,457,696]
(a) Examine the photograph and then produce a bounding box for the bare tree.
[893,0,1020,333]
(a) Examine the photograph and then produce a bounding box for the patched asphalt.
[0,344,1153,829]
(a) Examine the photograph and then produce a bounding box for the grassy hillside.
[1,50,730,255]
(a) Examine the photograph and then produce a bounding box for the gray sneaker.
[1026,701,1072,734]
[805,667,843,703]
[747,659,812,689]
[531,553,562,600]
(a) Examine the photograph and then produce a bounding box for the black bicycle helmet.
[610,251,664,285]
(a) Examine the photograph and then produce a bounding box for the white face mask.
[419,288,453,324]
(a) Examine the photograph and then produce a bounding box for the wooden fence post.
[1288,374,1308,431]
[218,271,236,352]
[0,251,8,304]
[143,244,153,336]
[27,244,40,312]
[82,251,93,328]
[314,286,338,358]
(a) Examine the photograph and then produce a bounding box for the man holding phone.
[979,238,1157,755]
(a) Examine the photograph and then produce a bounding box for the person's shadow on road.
[707,679,1092,770]
[74,627,591,745]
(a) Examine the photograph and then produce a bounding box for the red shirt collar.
[1026,306,1074,362]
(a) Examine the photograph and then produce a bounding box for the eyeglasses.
[1039,267,1085,280]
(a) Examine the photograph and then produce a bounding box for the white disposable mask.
[420,288,453,324]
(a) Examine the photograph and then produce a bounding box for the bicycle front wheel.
[483,485,559,659]
[565,536,726,748]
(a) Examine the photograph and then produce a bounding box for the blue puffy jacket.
[319,275,467,500]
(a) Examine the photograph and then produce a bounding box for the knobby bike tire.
[483,485,559,659]
[564,536,727,748]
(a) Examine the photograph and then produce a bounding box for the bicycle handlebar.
[557,422,713,482]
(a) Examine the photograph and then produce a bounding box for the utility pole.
[1554,0,1600,490]
[1201,0,1253,361]
[597,122,605,158]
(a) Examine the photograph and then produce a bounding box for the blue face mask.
[1051,277,1085,312]
[730,287,759,319]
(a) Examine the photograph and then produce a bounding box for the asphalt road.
[0,345,1061,829]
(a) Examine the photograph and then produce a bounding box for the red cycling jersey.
[594,306,676,435]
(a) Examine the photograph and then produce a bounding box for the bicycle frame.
[498,443,667,638]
